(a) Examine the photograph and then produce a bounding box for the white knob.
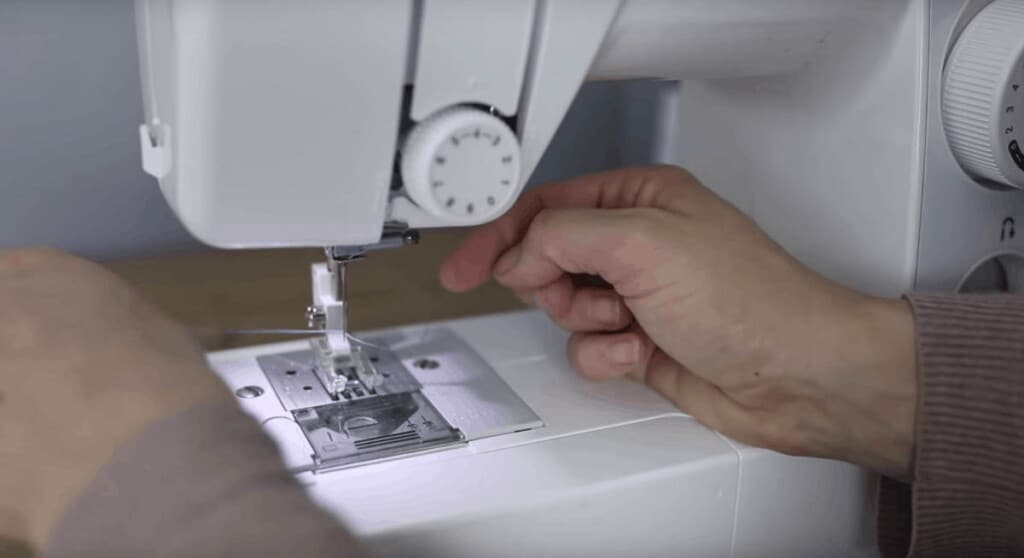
[943,0,1024,189]
[401,107,522,223]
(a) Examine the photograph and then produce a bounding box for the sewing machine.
[134,1,1024,556]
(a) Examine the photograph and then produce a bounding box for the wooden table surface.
[102,230,526,351]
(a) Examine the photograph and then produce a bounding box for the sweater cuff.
[877,294,1024,557]
[43,401,368,558]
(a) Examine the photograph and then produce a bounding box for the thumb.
[642,351,768,448]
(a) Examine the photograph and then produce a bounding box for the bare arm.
[0,249,368,558]
[43,401,367,558]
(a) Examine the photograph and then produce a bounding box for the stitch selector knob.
[943,0,1024,189]
[401,107,522,223]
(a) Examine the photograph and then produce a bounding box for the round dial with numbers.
[943,0,1024,189]
[401,107,522,223]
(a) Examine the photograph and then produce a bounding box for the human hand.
[441,166,917,478]
[0,249,229,550]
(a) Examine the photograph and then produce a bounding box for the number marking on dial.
[1010,140,1024,171]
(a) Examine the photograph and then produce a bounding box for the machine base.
[208,310,878,558]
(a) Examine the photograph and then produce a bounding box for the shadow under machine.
[134,1,1024,556]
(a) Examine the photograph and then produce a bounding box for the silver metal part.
[305,306,326,329]
[308,341,383,396]
[297,391,461,469]
[326,224,421,262]
[257,327,542,470]
[385,327,544,440]
[262,339,421,411]
[234,385,265,399]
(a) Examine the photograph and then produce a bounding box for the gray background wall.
[0,0,670,260]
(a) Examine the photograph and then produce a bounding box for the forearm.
[0,512,29,551]
[822,296,918,479]
[43,401,369,558]
[1,353,228,551]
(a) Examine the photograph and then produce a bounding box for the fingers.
[0,248,72,275]
[569,333,749,435]
[440,165,699,292]
[641,351,726,422]
[534,280,633,332]
[568,326,655,381]
[493,207,661,292]
[641,350,765,444]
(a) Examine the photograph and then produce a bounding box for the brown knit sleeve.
[43,401,370,558]
[877,294,1024,557]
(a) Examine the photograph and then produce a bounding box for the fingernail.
[589,296,621,324]
[439,264,459,290]
[608,339,640,365]
[494,245,522,277]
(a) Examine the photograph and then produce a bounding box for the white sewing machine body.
[211,311,874,558]
[134,0,1024,555]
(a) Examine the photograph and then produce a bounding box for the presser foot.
[309,336,383,397]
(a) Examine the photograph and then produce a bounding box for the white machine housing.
[136,0,1024,293]
[137,0,1024,556]
[212,311,875,558]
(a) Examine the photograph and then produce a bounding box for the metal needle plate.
[257,328,542,470]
